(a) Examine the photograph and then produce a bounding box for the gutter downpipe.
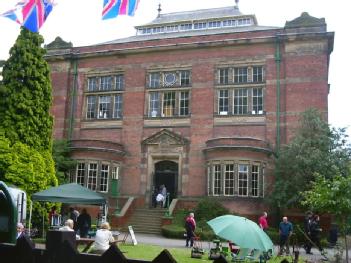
[275,35,281,155]
[68,53,78,140]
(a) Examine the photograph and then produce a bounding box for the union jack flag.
[22,0,54,32]
[102,0,139,20]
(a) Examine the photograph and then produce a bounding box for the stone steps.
[127,208,167,235]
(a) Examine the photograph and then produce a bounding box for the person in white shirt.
[59,219,74,231]
[91,222,115,254]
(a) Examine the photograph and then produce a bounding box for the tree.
[52,139,76,184]
[0,27,53,152]
[269,108,351,211]
[0,27,57,228]
[301,173,351,263]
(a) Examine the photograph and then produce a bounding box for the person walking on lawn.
[185,212,196,247]
[259,211,269,232]
[279,216,293,255]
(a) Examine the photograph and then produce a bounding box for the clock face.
[164,72,177,86]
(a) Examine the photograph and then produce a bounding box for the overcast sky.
[0,0,349,138]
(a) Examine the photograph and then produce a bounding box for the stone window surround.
[70,159,121,193]
[83,70,124,121]
[207,159,265,198]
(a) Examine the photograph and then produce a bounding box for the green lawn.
[118,243,305,263]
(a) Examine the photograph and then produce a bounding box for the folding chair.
[246,249,262,261]
[231,247,251,262]
[115,232,129,245]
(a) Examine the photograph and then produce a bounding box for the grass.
[118,243,305,263]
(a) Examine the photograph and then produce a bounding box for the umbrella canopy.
[32,183,106,205]
[207,215,273,252]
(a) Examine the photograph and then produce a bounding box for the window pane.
[76,163,85,186]
[252,88,263,114]
[86,96,96,119]
[115,74,124,90]
[98,96,111,119]
[88,77,98,91]
[100,76,112,91]
[179,91,189,116]
[219,90,229,113]
[224,164,235,196]
[213,164,221,195]
[99,164,109,192]
[219,68,229,84]
[149,73,160,88]
[253,66,264,82]
[87,163,98,191]
[180,70,191,86]
[238,164,248,196]
[164,72,177,87]
[234,67,248,83]
[162,92,176,117]
[234,88,248,115]
[251,165,259,197]
[149,92,160,117]
[113,95,123,118]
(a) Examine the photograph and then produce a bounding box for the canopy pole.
[28,200,32,234]
[42,213,45,239]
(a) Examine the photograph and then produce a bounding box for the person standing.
[303,211,313,254]
[77,208,91,238]
[278,216,293,255]
[161,184,167,208]
[16,223,26,239]
[69,207,79,230]
[185,212,196,247]
[310,214,323,252]
[259,212,269,231]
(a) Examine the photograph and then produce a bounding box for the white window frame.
[224,164,235,196]
[76,162,85,186]
[98,95,111,119]
[233,88,248,115]
[213,164,221,196]
[251,164,259,197]
[87,163,98,191]
[99,164,109,192]
[238,164,249,196]
[218,89,229,114]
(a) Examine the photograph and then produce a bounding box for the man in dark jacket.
[310,214,323,252]
[77,208,91,238]
[303,211,313,254]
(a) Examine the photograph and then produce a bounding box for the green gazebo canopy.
[32,183,106,205]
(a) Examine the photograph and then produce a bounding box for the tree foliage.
[270,108,351,210]
[301,173,351,262]
[52,139,76,184]
[0,133,57,196]
[0,27,53,152]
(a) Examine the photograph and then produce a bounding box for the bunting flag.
[0,2,26,25]
[0,8,21,24]
[22,0,54,32]
[0,0,54,32]
[102,0,139,20]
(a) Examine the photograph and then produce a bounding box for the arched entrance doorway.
[153,160,178,205]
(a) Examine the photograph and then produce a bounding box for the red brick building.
[46,5,333,220]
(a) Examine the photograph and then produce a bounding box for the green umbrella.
[207,215,274,252]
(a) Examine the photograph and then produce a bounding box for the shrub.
[194,197,229,222]
[161,224,185,239]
